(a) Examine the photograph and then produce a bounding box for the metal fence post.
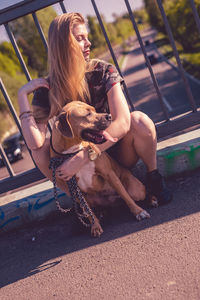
[91,0,135,111]
[189,0,200,36]
[4,23,32,82]
[124,0,170,121]
[156,0,197,112]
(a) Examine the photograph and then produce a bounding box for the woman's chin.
[84,55,90,61]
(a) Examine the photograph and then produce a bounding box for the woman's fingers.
[18,78,49,96]
[33,78,49,90]
[56,169,72,181]
[38,78,49,87]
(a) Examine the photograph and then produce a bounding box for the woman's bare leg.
[108,111,172,205]
[108,111,157,170]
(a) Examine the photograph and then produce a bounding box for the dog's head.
[55,101,116,144]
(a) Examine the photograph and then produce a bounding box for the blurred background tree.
[143,0,165,33]
[10,7,57,77]
[165,0,200,52]
[0,7,56,139]
[144,0,200,52]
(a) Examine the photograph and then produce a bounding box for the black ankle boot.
[146,170,173,205]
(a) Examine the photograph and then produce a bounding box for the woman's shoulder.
[88,59,114,71]
[86,59,119,82]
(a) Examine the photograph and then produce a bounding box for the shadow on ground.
[0,168,200,288]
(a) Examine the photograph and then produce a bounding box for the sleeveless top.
[32,60,124,123]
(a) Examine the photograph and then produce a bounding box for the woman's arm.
[18,78,49,150]
[97,82,131,152]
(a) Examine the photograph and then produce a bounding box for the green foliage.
[10,6,56,76]
[181,53,200,79]
[106,23,118,43]
[133,8,149,24]
[0,52,20,77]
[165,0,200,52]
[0,42,23,77]
[114,18,133,41]
[144,0,165,33]
[0,71,27,112]
[144,0,200,52]
[88,13,137,56]
[87,15,106,50]
[0,71,27,138]
[0,42,22,67]
[0,7,57,137]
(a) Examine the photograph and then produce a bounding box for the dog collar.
[50,135,82,157]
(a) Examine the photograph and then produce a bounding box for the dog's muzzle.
[81,114,112,144]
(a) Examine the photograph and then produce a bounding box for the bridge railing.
[0,0,200,194]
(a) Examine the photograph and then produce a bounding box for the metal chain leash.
[49,156,95,227]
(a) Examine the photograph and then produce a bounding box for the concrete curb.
[0,182,72,234]
[157,128,200,177]
[0,128,200,235]
[158,138,200,177]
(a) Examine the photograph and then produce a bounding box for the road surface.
[122,28,200,123]
[0,146,35,180]
[0,168,200,299]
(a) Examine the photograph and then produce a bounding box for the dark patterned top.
[32,59,123,123]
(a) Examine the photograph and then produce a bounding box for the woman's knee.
[130,111,156,138]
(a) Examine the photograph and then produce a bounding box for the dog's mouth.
[81,129,117,144]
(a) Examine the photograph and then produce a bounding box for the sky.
[0,0,144,43]
[61,0,144,22]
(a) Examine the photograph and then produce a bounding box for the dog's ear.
[55,112,74,138]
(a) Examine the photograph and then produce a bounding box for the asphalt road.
[122,28,200,123]
[1,168,200,299]
[0,146,35,180]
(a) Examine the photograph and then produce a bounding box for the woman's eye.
[76,36,82,42]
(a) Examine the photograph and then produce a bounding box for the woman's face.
[72,23,91,61]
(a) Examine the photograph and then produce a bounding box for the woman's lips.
[84,50,90,55]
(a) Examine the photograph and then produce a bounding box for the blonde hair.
[48,13,90,118]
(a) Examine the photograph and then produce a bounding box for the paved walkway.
[1,163,200,299]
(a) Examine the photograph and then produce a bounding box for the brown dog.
[50,101,150,237]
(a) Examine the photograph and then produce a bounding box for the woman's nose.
[85,38,91,47]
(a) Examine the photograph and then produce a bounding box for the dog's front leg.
[80,200,103,237]
[89,214,103,237]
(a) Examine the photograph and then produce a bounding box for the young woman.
[18,13,172,204]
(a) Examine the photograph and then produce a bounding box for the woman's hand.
[18,78,49,96]
[17,78,49,150]
[55,149,88,181]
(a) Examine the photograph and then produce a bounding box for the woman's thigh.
[107,131,139,169]
[107,110,156,169]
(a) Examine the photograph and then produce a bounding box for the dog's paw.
[136,210,150,221]
[91,223,103,237]
[150,196,159,208]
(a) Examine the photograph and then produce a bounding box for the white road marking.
[121,54,129,73]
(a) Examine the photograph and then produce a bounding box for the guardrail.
[0,0,200,194]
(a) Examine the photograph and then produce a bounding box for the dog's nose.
[106,114,112,121]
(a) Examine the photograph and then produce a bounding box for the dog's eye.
[87,112,92,117]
